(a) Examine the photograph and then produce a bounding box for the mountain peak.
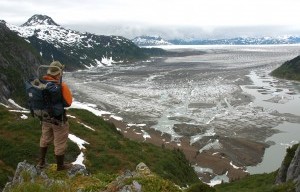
[132,35,172,46]
[21,14,59,27]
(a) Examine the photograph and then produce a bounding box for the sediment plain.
[65,45,300,182]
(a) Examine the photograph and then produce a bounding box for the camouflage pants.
[40,121,69,156]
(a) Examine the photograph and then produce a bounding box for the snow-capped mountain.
[133,35,300,46]
[132,36,172,46]
[7,14,147,69]
[169,36,300,45]
[21,14,59,27]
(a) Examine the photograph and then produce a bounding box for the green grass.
[67,108,199,187]
[1,105,298,191]
[215,172,295,192]
[125,175,182,192]
[0,105,79,189]
[0,106,199,189]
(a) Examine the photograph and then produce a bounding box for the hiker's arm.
[61,82,73,107]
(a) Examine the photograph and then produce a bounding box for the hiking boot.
[37,147,47,169]
[56,154,73,171]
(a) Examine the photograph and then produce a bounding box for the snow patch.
[141,130,151,141]
[0,103,10,108]
[8,99,26,110]
[199,139,222,153]
[111,115,123,121]
[20,114,28,119]
[230,161,242,169]
[127,123,146,127]
[72,152,85,167]
[9,110,30,113]
[78,122,95,131]
[206,172,229,186]
[69,101,111,117]
[101,56,114,66]
[68,133,89,150]
[190,128,216,145]
[67,115,76,119]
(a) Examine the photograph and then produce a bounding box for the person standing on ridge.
[37,61,73,171]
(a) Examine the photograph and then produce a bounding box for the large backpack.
[25,66,64,121]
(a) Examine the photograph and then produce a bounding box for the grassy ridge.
[0,106,199,189]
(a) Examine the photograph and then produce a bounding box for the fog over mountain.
[67,23,300,40]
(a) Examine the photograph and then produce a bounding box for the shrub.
[186,182,216,192]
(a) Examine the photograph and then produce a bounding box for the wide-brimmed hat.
[47,61,65,76]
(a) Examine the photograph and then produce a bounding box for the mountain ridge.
[169,36,300,45]
[132,36,172,46]
[6,14,148,70]
[132,35,300,46]
[21,14,59,27]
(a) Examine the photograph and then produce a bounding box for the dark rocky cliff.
[0,21,43,105]
[275,144,300,192]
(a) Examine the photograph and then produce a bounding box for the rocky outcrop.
[2,160,88,192]
[275,144,300,192]
[2,161,183,192]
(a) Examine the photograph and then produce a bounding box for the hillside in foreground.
[0,105,202,191]
[1,104,299,191]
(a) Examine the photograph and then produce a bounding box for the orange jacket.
[43,75,73,107]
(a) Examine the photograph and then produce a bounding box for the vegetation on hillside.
[215,144,299,192]
[271,55,300,81]
[1,106,299,191]
[215,172,295,192]
[0,23,43,105]
[0,105,200,190]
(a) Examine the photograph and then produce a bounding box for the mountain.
[169,36,300,45]
[0,20,43,105]
[21,14,59,27]
[132,35,300,46]
[132,36,172,46]
[7,14,148,70]
[271,55,300,81]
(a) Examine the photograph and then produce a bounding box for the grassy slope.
[1,105,297,191]
[0,106,199,189]
[68,109,199,186]
[0,105,79,189]
[215,172,295,192]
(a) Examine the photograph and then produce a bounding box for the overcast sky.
[1,0,300,39]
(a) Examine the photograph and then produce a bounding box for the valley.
[64,45,300,184]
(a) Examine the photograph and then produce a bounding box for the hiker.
[37,61,73,171]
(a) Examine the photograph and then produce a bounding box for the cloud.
[66,22,300,40]
[1,0,300,39]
